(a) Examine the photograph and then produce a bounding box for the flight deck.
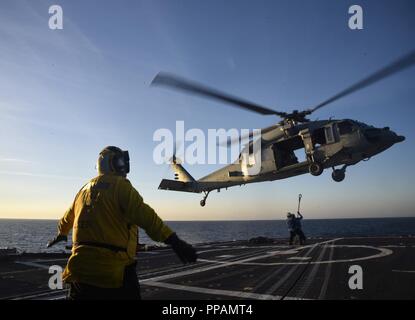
[1,236,414,300]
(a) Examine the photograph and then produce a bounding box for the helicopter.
[151,50,414,207]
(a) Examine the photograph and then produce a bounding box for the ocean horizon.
[1,217,414,253]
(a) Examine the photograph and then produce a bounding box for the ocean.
[0,217,414,253]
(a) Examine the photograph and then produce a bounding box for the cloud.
[0,158,34,164]
[0,0,104,88]
[0,170,83,180]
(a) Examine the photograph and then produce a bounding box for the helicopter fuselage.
[158,118,405,205]
[168,119,405,193]
[159,119,405,202]
[154,50,414,206]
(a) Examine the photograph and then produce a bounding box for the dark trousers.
[289,229,306,245]
[67,262,141,300]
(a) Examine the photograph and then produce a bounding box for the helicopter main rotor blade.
[152,72,287,117]
[309,50,415,113]
[217,123,280,147]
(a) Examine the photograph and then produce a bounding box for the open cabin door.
[300,124,339,163]
[272,136,303,170]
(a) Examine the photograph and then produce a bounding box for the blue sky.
[0,0,414,220]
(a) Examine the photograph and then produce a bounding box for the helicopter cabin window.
[311,126,335,146]
[324,126,335,144]
[337,121,354,135]
[272,136,302,170]
[311,127,327,146]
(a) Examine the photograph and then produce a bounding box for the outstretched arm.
[297,211,303,219]
[119,179,197,264]
[118,179,173,242]
[58,204,75,236]
[47,203,74,248]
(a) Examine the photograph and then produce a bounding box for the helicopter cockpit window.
[337,121,354,135]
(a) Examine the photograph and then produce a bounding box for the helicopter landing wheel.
[332,169,345,182]
[200,191,210,207]
[332,165,347,182]
[309,162,323,176]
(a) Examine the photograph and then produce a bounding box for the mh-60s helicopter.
[152,51,414,206]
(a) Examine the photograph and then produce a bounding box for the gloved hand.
[47,234,67,248]
[164,233,197,264]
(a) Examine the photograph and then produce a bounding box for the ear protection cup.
[97,146,130,175]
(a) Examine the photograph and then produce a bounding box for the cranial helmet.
[97,146,130,176]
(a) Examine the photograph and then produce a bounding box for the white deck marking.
[15,261,51,270]
[382,245,406,248]
[0,268,42,276]
[27,258,68,263]
[142,239,340,284]
[296,242,329,298]
[199,245,392,266]
[288,257,312,260]
[11,290,68,300]
[318,243,335,300]
[144,240,328,299]
[139,262,213,278]
[392,270,415,273]
[264,244,318,296]
[143,281,309,300]
[251,262,288,293]
[267,250,299,255]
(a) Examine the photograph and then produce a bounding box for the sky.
[0,0,414,220]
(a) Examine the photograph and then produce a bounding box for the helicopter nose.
[395,135,405,143]
[364,128,405,144]
[389,128,405,143]
[363,128,384,143]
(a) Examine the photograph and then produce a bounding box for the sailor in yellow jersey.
[47,146,197,300]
